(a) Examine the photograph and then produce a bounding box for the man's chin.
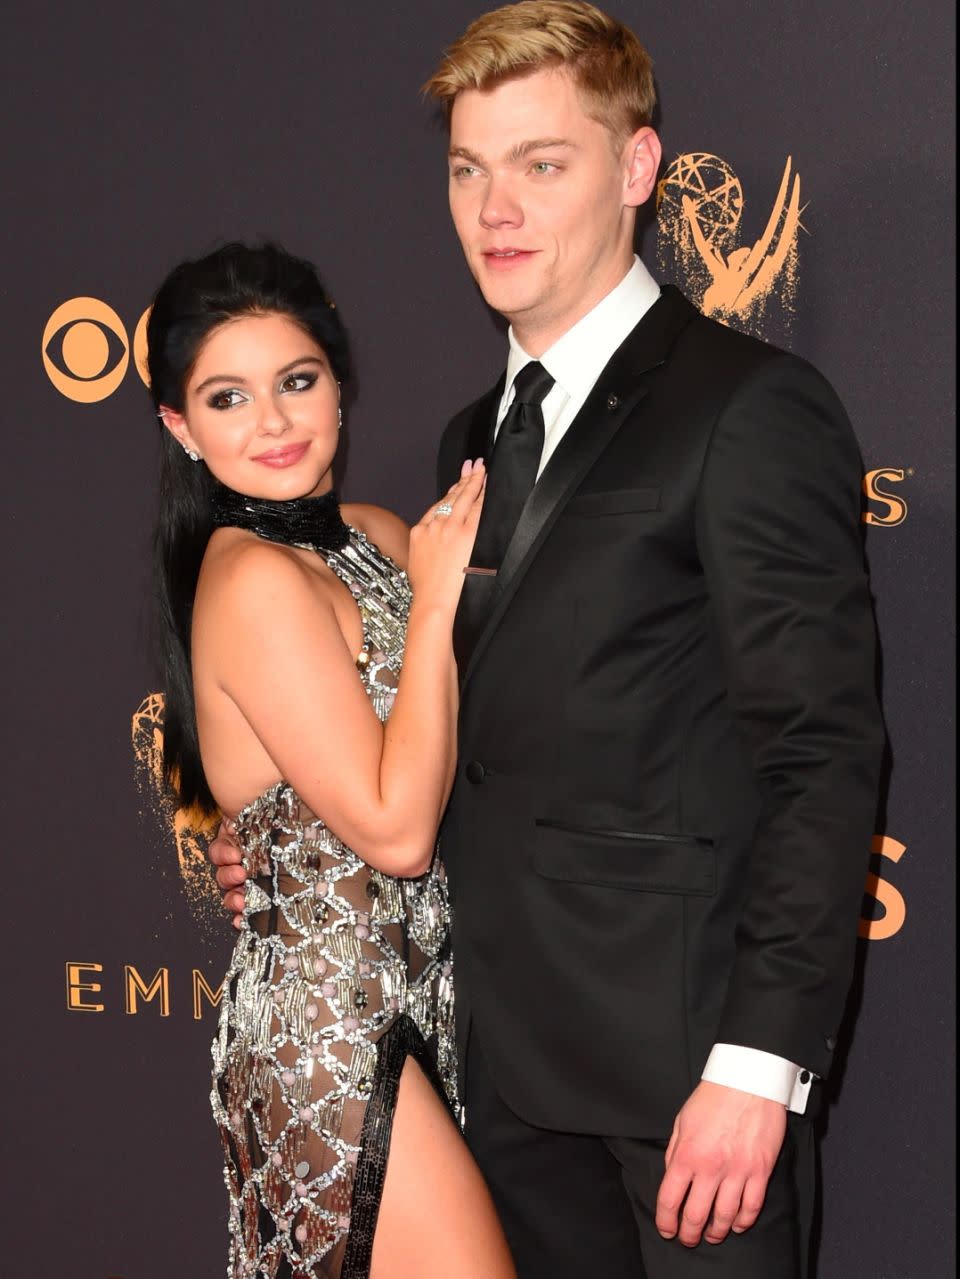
[474,275,541,323]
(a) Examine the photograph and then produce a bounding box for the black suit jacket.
[436,286,884,1137]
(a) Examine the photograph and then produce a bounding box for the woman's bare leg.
[370,1057,516,1279]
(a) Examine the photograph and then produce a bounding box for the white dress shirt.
[496,254,813,1115]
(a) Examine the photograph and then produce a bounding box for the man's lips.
[481,248,538,269]
[250,441,310,467]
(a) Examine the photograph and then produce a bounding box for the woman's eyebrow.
[194,356,324,394]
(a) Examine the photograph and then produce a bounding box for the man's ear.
[158,405,200,458]
[623,126,662,209]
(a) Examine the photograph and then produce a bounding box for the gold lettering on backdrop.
[193,968,224,1020]
[124,965,171,1016]
[132,692,221,921]
[656,153,802,336]
[65,961,105,1012]
[64,963,224,1017]
[859,835,907,941]
[863,468,909,526]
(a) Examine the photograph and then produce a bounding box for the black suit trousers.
[465,1031,814,1279]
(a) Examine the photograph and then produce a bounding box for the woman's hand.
[406,460,485,617]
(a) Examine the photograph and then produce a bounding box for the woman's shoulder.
[342,502,410,568]
[199,527,321,607]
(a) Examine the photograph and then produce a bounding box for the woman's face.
[161,311,340,500]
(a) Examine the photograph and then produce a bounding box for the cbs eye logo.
[42,298,150,403]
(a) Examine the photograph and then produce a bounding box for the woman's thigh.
[370,1056,517,1279]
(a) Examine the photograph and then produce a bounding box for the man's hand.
[208,819,248,929]
[655,1080,787,1248]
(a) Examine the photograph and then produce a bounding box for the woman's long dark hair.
[147,242,350,814]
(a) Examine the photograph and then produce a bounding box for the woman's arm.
[202,467,482,876]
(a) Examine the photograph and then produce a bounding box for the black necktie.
[470,360,555,570]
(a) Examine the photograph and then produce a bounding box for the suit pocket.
[565,487,661,517]
[533,820,716,896]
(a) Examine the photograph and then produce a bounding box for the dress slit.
[341,1015,453,1277]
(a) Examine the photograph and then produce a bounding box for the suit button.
[825,1036,836,1052]
[465,760,486,784]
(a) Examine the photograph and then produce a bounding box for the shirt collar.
[504,256,660,401]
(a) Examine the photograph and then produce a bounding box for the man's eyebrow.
[448,138,576,168]
[194,355,324,394]
[448,145,485,166]
[505,137,576,163]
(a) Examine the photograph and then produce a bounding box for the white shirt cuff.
[701,1043,814,1114]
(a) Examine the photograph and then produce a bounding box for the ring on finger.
[434,502,454,517]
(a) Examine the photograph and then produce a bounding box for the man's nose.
[479,176,523,230]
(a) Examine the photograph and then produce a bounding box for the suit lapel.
[461,378,503,469]
[437,377,503,495]
[450,377,503,669]
[459,286,697,690]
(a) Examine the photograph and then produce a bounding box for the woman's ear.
[158,406,201,461]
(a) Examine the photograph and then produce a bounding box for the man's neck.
[509,251,636,357]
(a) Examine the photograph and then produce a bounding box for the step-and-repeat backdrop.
[2,2,953,1276]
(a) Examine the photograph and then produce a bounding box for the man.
[213,4,883,1274]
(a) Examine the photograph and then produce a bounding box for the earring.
[183,445,200,462]
[337,406,342,432]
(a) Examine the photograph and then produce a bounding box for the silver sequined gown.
[210,529,459,1279]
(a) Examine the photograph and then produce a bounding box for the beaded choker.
[210,484,350,553]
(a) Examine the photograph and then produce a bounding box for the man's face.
[447,67,653,351]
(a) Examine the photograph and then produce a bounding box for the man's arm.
[698,352,883,1068]
[657,352,884,1246]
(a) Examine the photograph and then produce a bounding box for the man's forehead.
[448,69,597,153]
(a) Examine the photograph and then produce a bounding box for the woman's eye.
[208,388,247,410]
[280,371,317,393]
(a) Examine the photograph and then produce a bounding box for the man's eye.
[280,372,317,393]
[208,389,246,410]
[531,162,557,175]
[453,166,478,179]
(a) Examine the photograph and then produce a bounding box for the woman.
[146,242,514,1278]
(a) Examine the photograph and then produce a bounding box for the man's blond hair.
[423,1,655,147]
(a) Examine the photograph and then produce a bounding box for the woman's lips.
[250,442,310,468]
